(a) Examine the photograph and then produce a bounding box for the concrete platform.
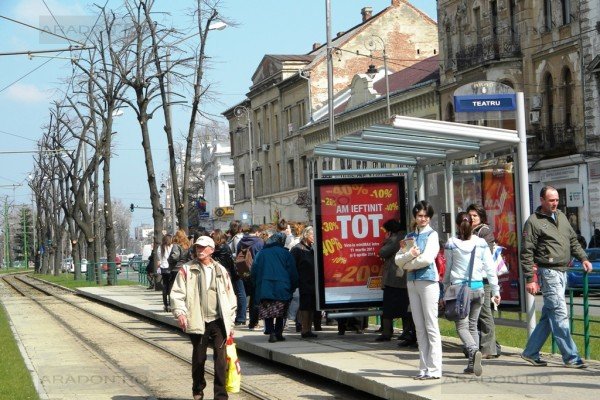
[76,285,600,400]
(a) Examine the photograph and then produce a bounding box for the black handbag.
[444,247,476,321]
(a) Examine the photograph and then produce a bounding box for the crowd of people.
[156,184,591,399]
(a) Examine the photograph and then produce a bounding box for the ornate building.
[223,0,439,224]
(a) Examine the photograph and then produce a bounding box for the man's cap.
[194,236,215,249]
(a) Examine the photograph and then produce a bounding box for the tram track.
[1,274,381,400]
[1,274,267,400]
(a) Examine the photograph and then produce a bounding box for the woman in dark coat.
[290,226,318,338]
[377,219,415,343]
[211,229,239,280]
[251,232,299,343]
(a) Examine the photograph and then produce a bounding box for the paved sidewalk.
[77,285,600,400]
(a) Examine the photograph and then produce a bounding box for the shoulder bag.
[444,247,475,321]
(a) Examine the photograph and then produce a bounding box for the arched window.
[446,102,455,122]
[562,68,573,128]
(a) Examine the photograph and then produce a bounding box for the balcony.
[455,34,521,72]
[527,124,578,156]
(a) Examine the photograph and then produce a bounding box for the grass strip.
[0,305,39,400]
[33,273,139,290]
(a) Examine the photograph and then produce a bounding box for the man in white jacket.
[171,236,237,400]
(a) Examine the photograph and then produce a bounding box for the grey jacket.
[379,232,405,288]
[521,207,588,283]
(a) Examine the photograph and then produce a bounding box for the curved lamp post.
[365,35,391,119]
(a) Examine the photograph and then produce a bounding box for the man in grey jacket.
[520,186,592,369]
[171,236,237,400]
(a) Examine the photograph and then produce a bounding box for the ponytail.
[456,211,473,240]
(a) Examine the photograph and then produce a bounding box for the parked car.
[129,254,143,271]
[68,258,88,273]
[567,248,600,291]
[61,257,73,272]
[100,257,122,274]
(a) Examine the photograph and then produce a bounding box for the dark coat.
[251,241,298,304]
[212,244,239,281]
[236,235,264,257]
[290,240,316,310]
[472,224,495,251]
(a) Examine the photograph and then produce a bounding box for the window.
[473,8,482,45]
[300,156,307,186]
[446,102,455,122]
[287,159,295,188]
[561,0,571,25]
[563,68,573,128]
[509,0,517,38]
[490,1,498,37]
[239,173,246,200]
[544,73,554,130]
[544,0,552,31]
[445,25,453,67]
[298,101,306,127]
[275,163,280,192]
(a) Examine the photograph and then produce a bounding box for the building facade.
[436,0,599,239]
[223,0,439,224]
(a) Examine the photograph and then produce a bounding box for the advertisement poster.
[313,177,406,310]
[481,165,520,306]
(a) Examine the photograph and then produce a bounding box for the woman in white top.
[395,201,442,380]
[157,234,173,312]
[443,212,501,376]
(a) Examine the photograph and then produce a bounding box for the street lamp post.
[366,35,391,119]
[234,106,254,225]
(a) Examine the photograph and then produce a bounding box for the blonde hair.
[173,229,191,250]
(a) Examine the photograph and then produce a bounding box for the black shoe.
[301,332,318,339]
[276,335,286,341]
[314,326,323,331]
[234,321,245,326]
[295,325,302,333]
[268,333,277,343]
[398,339,417,348]
[338,330,345,336]
[375,335,392,342]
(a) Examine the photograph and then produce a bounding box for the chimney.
[391,0,402,7]
[361,7,373,22]
[313,42,321,50]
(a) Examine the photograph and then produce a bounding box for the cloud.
[11,0,87,24]
[5,83,49,103]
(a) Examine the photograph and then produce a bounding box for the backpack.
[235,246,253,279]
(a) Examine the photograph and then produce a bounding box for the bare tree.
[142,0,230,233]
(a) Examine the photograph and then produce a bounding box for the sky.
[0,0,437,234]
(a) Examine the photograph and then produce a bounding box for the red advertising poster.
[313,177,406,310]
[481,165,520,306]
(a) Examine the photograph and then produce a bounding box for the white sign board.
[540,165,579,182]
[566,183,584,207]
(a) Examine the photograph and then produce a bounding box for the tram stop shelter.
[311,98,537,333]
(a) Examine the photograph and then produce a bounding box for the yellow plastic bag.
[225,337,241,393]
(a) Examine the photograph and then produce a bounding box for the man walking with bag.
[521,186,591,369]
[171,236,237,400]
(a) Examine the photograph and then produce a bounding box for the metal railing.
[551,271,600,359]
[455,33,521,71]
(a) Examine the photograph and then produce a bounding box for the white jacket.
[170,259,237,336]
[443,236,499,296]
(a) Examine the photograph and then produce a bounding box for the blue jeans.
[523,268,582,364]
[233,279,247,324]
[455,288,484,353]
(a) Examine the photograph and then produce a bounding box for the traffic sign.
[454,94,516,113]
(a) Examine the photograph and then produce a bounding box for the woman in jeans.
[157,234,173,311]
[395,201,441,380]
[443,212,501,376]
[467,203,500,359]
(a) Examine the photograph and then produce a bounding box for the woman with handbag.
[467,203,501,359]
[443,212,501,376]
[394,201,442,380]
